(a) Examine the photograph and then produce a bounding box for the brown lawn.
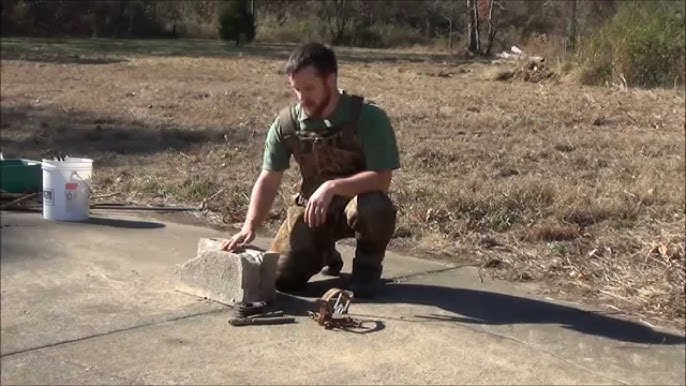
[1,38,683,330]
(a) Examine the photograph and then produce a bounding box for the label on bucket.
[65,183,78,201]
[43,189,54,206]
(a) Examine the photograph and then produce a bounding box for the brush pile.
[493,46,557,83]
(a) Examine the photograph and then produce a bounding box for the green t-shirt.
[262,93,400,172]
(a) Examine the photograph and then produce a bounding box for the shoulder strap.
[342,95,364,139]
[277,105,299,152]
[277,105,297,138]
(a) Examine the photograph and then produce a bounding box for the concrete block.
[196,237,227,257]
[176,238,279,305]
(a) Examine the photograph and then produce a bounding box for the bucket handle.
[71,171,93,195]
[41,161,93,195]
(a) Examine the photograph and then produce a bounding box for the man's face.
[287,65,334,118]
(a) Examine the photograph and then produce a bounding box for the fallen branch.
[200,188,227,210]
[0,192,32,200]
[574,280,592,289]
[0,206,41,213]
[92,192,122,199]
[0,192,39,210]
[91,204,198,211]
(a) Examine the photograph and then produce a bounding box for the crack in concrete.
[350,312,631,385]
[387,264,477,283]
[0,264,648,385]
[0,266,463,359]
[0,307,226,358]
[366,266,636,385]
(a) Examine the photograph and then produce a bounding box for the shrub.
[217,0,255,45]
[254,13,327,44]
[575,1,685,88]
[346,24,428,49]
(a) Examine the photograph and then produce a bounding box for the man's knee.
[345,191,397,239]
[273,246,322,293]
[275,253,308,292]
[269,205,308,253]
[275,270,307,292]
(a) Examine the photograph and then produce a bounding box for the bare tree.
[321,0,360,45]
[467,0,480,53]
[566,0,578,51]
[428,0,464,52]
[483,0,505,56]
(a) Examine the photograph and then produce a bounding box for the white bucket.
[41,157,93,222]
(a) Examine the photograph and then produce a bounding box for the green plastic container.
[0,159,43,194]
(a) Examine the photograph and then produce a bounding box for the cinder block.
[196,237,226,257]
[175,238,280,305]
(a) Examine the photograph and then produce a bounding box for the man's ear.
[325,73,337,89]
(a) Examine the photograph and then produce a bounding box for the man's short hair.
[285,42,337,77]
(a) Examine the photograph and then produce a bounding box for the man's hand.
[305,181,335,228]
[220,169,283,252]
[221,227,255,252]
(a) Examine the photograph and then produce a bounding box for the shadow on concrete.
[279,275,685,345]
[0,237,46,262]
[85,216,165,229]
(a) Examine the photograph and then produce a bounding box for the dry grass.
[1,38,684,329]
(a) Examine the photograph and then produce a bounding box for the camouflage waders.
[269,96,397,297]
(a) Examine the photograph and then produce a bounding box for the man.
[221,42,400,298]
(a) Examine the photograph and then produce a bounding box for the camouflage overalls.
[269,95,397,295]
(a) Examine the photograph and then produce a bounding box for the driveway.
[1,210,683,385]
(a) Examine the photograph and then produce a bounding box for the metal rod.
[90,204,198,211]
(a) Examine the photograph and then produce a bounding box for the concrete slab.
[1,210,684,385]
[0,306,619,385]
[0,211,225,356]
[347,269,686,385]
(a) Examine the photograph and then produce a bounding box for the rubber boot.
[320,246,344,276]
[348,259,382,299]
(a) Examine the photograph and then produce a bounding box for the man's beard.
[304,87,332,118]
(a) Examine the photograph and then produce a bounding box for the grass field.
[1,38,684,329]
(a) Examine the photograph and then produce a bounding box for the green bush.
[351,27,384,48]
[217,0,255,45]
[254,14,327,44]
[341,24,428,48]
[575,1,685,88]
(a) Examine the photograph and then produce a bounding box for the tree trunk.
[485,0,496,56]
[567,0,578,52]
[444,16,453,52]
[236,16,241,47]
[467,0,480,54]
[116,0,128,38]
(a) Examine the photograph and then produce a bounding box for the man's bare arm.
[221,170,283,251]
[327,170,392,197]
[243,169,284,232]
[303,170,392,227]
